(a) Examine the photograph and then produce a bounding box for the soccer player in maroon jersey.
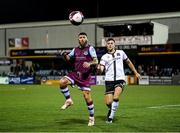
[59,32,98,126]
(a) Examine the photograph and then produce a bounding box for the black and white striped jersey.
[100,50,128,81]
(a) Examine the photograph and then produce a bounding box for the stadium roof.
[0,0,179,24]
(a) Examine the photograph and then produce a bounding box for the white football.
[69,11,84,26]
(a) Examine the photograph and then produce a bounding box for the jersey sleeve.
[122,50,128,60]
[100,55,106,66]
[89,46,97,58]
[68,48,75,58]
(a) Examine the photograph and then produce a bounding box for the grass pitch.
[0,84,180,132]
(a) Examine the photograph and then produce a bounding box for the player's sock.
[60,87,70,99]
[106,104,112,118]
[86,101,94,117]
[109,99,119,120]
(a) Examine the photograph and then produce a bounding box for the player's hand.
[60,50,67,56]
[83,62,90,68]
[96,64,101,72]
[135,72,141,79]
[60,50,69,61]
[96,64,102,74]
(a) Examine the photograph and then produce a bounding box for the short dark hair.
[106,38,115,42]
[78,32,87,36]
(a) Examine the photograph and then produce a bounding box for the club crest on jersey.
[117,53,120,56]
[84,51,88,55]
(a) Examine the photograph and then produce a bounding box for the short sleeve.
[122,50,128,61]
[68,48,75,57]
[100,55,106,66]
[89,46,97,58]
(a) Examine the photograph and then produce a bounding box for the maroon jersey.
[67,44,96,87]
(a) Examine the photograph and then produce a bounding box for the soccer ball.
[69,11,84,26]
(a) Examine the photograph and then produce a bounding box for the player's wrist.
[89,59,98,66]
[62,52,68,58]
[89,62,93,66]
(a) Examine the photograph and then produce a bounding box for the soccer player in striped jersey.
[59,32,98,126]
[97,38,140,123]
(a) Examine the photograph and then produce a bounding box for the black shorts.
[105,80,126,94]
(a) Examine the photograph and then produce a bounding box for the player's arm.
[96,64,105,74]
[125,58,141,79]
[62,52,70,61]
[83,57,98,68]
[96,55,106,74]
[89,57,98,66]
[61,48,75,61]
[83,46,98,68]
[89,46,98,66]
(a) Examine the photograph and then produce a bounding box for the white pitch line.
[6,88,26,90]
[147,104,180,109]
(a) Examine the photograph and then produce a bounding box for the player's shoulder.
[88,44,95,48]
[116,49,124,53]
[88,45,96,53]
[116,49,126,54]
[101,52,109,59]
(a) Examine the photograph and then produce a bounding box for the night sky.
[0,0,179,24]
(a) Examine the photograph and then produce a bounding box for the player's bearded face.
[107,41,115,52]
[78,35,88,47]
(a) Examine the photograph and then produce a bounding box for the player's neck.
[79,43,88,48]
[108,49,115,54]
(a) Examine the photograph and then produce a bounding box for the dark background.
[0,0,179,24]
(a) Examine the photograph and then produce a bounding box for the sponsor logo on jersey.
[84,51,88,55]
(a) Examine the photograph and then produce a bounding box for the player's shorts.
[105,80,126,94]
[65,71,91,88]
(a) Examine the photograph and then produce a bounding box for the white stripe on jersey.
[100,50,128,81]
